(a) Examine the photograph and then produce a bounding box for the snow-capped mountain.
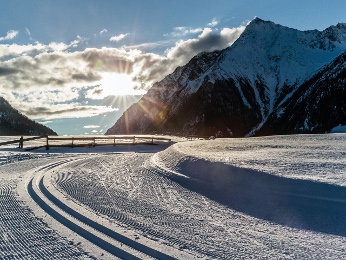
[257,49,346,135]
[0,97,57,136]
[106,18,346,137]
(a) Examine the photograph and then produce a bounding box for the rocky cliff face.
[0,97,57,136]
[106,18,346,137]
[257,50,346,135]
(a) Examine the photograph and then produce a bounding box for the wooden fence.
[0,135,172,151]
[0,136,46,149]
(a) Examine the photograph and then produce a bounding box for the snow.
[107,19,346,137]
[161,134,346,186]
[0,134,345,259]
[331,124,346,133]
[217,19,346,133]
[133,19,346,138]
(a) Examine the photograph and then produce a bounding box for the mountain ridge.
[0,97,57,136]
[106,18,346,137]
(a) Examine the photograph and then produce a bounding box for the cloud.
[0,23,246,120]
[207,18,219,27]
[25,28,31,36]
[169,27,204,37]
[100,29,108,35]
[123,40,173,51]
[110,33,130,42]
[0,30,19,41]
[131,25,245,85]
[39,120,53,125]
[71,72,102,82]
[166,26,245,62]
[84,125,100,128]
[25,28,33,41]
[82,48,135,74]
[0,24,245,93]
[90,88,103,96]
[0,24,244,91]
[22,103,117,120]
[0,67,21,76]
[190,28,203,34]
[0,39,80,61]
[174,27,185,31]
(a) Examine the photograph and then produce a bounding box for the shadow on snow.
[166,158,346,237]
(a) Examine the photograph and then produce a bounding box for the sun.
[97,72,146,98]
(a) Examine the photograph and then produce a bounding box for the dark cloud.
[7,56,40,71]
[130,27,245,84]
[167,27,244,62]
[72,71,102,82]
[0,26,244,92]
[23,104,116,119]
[33,77,67,86]
[92,88,103,95]
[0,67,20,76]
[0,25,245,119]
[83,49,134,74]
[25,106,97,116]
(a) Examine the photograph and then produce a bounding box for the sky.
[0,0,345,135]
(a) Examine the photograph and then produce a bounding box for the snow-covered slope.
[258,49,346,135]
[106,18,346,137]
[0,97,57,136]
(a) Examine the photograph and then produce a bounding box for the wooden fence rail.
[0,136,47,148]
[0,135,172,151]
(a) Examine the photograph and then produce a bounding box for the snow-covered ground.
[0,134,345,259]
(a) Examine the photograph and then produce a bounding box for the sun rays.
[94,72,146,98]
[94,94,141,134]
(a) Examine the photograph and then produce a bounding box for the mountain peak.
[106,19,346,137]
[248,18,346,41]
[251,17,274,24]
[0,96,57,136]
[336,22,346,29]
[239,17,292,41]
[322,23,346,43]
[247,17,282,29]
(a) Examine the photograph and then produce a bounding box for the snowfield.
[0,134,345,259]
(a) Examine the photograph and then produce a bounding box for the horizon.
[1,0,345,135]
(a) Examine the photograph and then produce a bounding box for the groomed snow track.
[50,148,346,259]
[0,155,92,259]
[1,134,346,259]
[28,160,177,260]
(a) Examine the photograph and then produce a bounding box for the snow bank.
[157,134,346,186]
[331,124,346,133]
[154,134,346,236]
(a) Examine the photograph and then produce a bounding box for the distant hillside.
[0,97,57,136]
[106,18,346,137]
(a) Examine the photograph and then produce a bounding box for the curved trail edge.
[28,159,177,260]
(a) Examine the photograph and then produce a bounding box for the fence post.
[46,136,49,150]
[72,137,74,148]
[151,137,154,144]
[114,136,115,146]
[133,136,135,143]
[93,137,96,147]
[19,136,23,149]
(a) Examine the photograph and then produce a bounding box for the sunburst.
[96,72,146,98]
